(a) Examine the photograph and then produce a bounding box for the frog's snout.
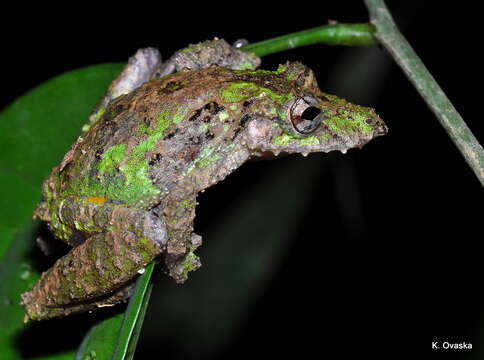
[375,122,388,136]
[365,112,388,137]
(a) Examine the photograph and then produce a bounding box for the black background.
[1,2,482,359]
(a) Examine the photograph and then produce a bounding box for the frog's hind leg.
[22,199,167,321]
[87,47,162,126]
[21,227,161,321]
[22,281,135,322]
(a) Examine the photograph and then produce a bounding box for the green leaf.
[113,263,155,360]
[0,63,124,359]
[75,263,155,360]
[75,313,124,360]
[0,62,124,252]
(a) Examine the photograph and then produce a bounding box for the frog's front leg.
[159,38,260,76]
[87,47,162,126]
[22,199,167,321]
[160,189,202,283]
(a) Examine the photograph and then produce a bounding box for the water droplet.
[232,39,249,48]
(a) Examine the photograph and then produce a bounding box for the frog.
[21,39,387,321]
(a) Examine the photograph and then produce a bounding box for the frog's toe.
[21,228,164,321]
[190,232,202,248]
[165,249,202,284]
[163,231,203,283]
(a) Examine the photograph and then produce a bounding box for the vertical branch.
[365,0,484,185]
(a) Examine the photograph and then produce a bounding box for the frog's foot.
[165,233,202,283]
[159,38,260,77]
[21,228,162,321]
[87,47,162,127]
[24,199,167,321]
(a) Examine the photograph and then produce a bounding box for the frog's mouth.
[248,127,387,159]
[249,150,290,161]
[245,115,388,159]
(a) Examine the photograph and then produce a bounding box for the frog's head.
[242,62,387,157]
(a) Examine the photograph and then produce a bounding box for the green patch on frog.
[180,252,201,277]
[66,108,192,206]
[273,134,321,146]
[236,64,288,77]
[186,147,221,173]
[98,144,126,175]
[218,111,229,122]
[84,107,106,132]
[199,123,209,132]
[164,81,184,92]
[220,81,293,105]
[325,108,374,135]
[179,199,196,209]
[237,61,258,70]
[185,143,236,175]
[173,107,189,124]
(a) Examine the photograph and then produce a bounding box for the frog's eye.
[289,97,323,134]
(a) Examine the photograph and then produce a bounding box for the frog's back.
[50,67,259,208]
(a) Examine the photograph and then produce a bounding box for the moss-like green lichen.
[98,144,126,175]
[325,109,374,135]
[181,251,201,278]
[135,238,156,263]
[273,134,294,146]
[236,65,286,77]
[276,64,287,74]
[184,143,236,175]
[218,111,229,121]
[163,81,183,92]
[273,134,321,147]
[179,199,196,209]
[299,136,321,146]
[191,147,221,170]
[50,213,73,240]
[90,107,106,125]
[173,107,189,124]
[320,94,376,135]
[65,107,196,205]
[237,61,257,70]
[220,82,293,105]
[102,108,185,203]
[199,123,209,132]
[119,159,159,203]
